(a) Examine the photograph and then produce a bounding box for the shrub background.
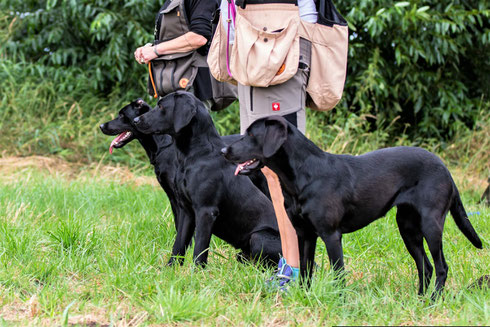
[0,2,488,325]
[0,0,488,164]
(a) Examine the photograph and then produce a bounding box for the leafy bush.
[0,0,489,160]
[334,0,489,139]
[1,0,161,92]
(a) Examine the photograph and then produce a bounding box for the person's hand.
[134,44,158,64]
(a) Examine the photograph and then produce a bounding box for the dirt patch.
[0,156,159,187]
[0,296,148,327]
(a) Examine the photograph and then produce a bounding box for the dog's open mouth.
[109,131,133,154]
[234,158,261,176]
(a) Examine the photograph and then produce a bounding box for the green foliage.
[0,0,489,160]
[334,0,490,139]
[1,0,161,92]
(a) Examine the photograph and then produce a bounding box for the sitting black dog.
[100,99,193,266]
[133,92,282,266]
[221,115,483,298]
[100,99,274,265]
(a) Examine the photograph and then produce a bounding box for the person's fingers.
[141,47,157,64]
[134,47,145,64]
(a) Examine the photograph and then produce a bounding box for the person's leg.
[261,166,300,268]
[237,39,310,287]
[238,83,300,276]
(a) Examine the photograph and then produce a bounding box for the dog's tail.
[450,187,483,249]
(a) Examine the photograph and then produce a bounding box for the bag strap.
[226,0,236,79]
[317,0,347,27]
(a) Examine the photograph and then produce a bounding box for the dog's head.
[99,98,152,154]
[133,91,198,135]
[221,116,288,175]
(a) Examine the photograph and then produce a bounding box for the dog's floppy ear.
[173,93,197,133]
[157,93,175,110]
[263,116,288,158]
[159,134,173,148]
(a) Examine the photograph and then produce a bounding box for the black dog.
[133,91,282,266]
[99,99,272,266]
[100,99,194,266]
[222,115,483,298]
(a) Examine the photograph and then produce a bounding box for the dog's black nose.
[133,117,140,124]
[99,123,105,130]
[220,147,228,156]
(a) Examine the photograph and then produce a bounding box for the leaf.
[395,2,410,8]
[395,47,401,65]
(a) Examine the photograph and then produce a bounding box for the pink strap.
[226,0,236,78]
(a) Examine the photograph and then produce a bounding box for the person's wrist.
[153,45,161,57]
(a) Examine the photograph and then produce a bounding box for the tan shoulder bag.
[300,0,349,111]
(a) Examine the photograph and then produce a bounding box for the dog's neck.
[136,133,162,166]
[174,107,223,158]
[265,127,326,195]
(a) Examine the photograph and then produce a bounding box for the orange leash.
[148,62,158,98]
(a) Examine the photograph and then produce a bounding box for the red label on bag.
[272,103,280,111]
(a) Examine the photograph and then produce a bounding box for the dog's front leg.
[321,230,345,278]
[298,232,317,287]
[193,207,219,266]
[168,208,195,266]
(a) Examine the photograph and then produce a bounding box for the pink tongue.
[109,132,129,154]
[234,162,248,176]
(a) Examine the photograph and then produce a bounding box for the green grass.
[0,165,488,326]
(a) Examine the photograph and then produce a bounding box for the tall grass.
[0,166,488,325]
[1,58,488,181]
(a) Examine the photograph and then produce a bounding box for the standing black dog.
[132,92,282,266]
[221,115,483,298]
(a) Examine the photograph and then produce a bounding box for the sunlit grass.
[0,165,488,325]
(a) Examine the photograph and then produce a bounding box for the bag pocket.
[209,74,238,111]
[230,4,300,87]
[300,21,348,111]
[148,51,199,97]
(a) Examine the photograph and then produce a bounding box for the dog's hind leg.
[396,205,433,295]
[420,209,448,300]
